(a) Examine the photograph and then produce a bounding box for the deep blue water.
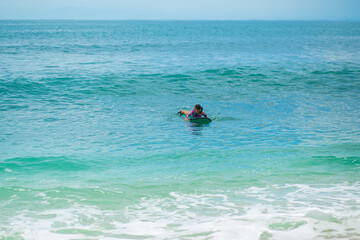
[1,21,360,239]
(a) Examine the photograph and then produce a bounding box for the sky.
[0,0,359,20]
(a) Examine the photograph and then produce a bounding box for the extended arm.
[179,110,191,121]
[179,110,191,115]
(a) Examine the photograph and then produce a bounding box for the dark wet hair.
[195,104,203,113]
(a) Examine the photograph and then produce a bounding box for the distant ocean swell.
[2,64,360,97]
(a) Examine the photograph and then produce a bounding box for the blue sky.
[0,0,359,20]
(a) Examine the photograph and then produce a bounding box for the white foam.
[2,182,360,239]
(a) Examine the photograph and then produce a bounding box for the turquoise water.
[1,21,360,239]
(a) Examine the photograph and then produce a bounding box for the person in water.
[179,104,207,122]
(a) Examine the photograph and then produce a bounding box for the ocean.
[0,20,360,239]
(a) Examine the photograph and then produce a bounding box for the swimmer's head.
[194,104,203,114]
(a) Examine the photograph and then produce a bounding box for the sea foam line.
[1,182,360,239]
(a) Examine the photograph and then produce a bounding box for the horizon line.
[1,19,360,22]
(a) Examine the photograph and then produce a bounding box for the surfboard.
[179,113,212,124]
[189,117,212,124]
